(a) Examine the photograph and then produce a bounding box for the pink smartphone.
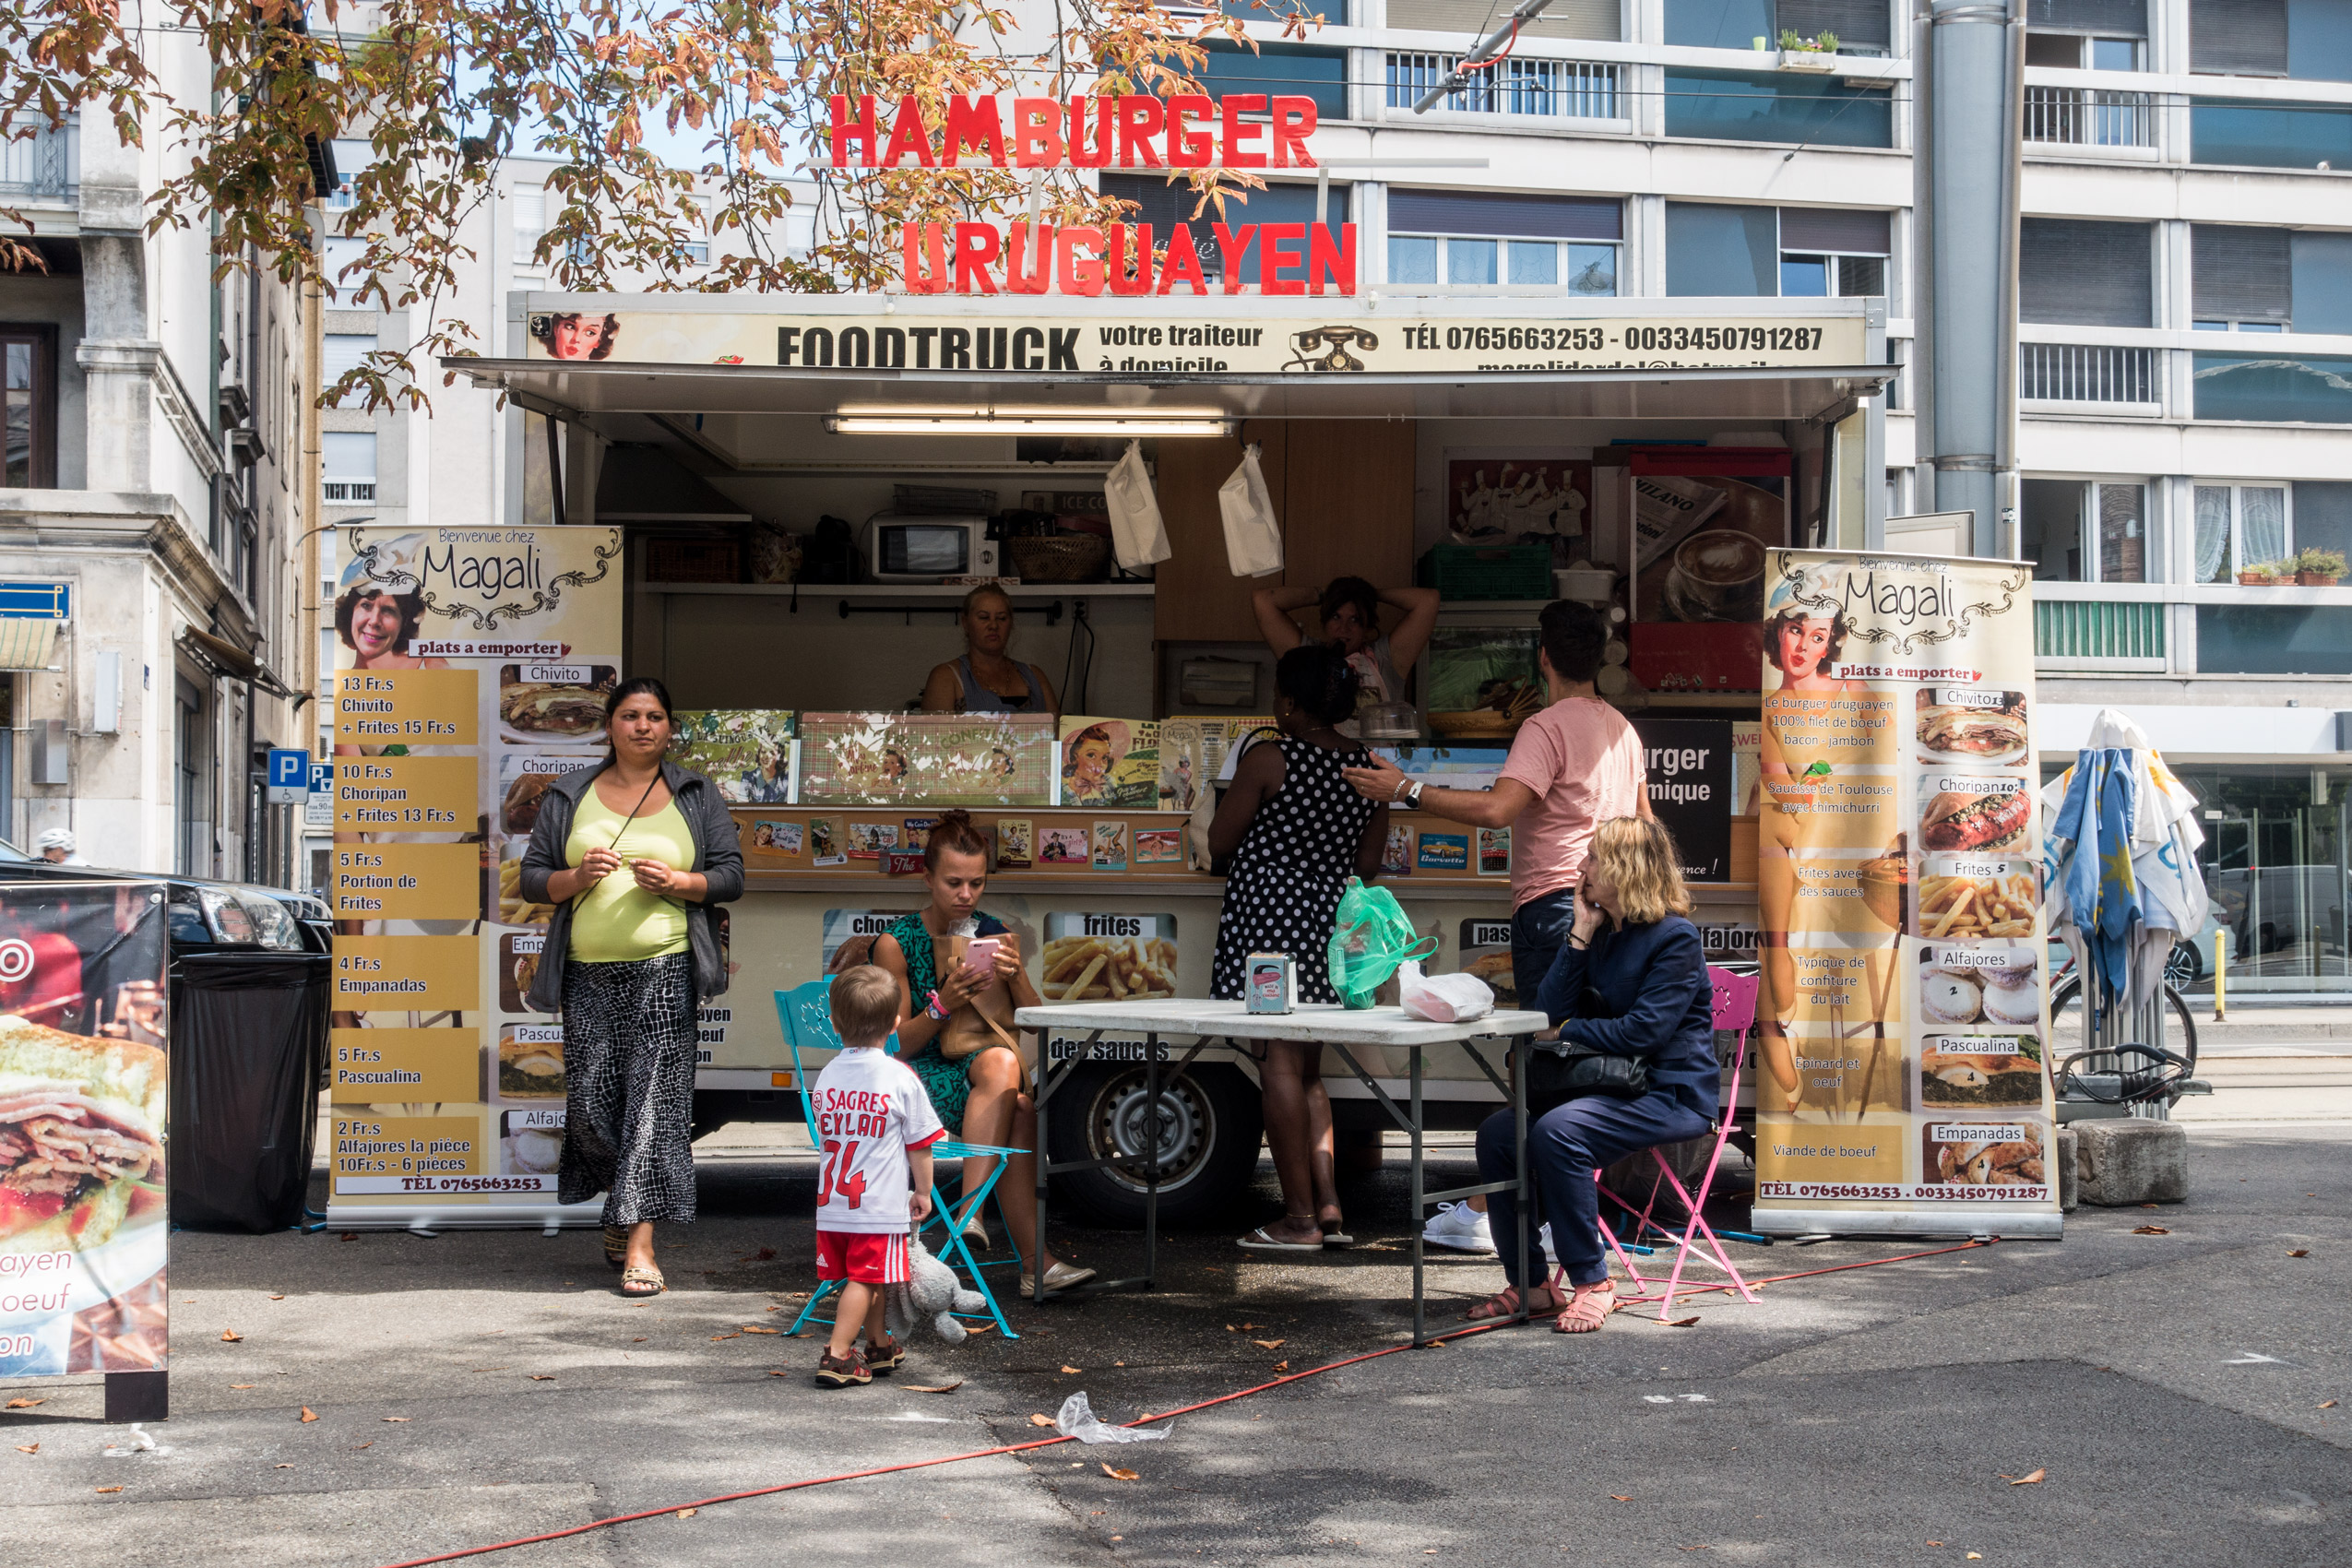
[963,938,1001,982]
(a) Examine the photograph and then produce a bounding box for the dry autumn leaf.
[1061,1365,1082,1374]
[2009,1468,2046,1485]
[1667,1316,1702,1328]
[2289,1250,2310,1258]
[220,1330,243,1343]
[676,1507,697,1519]
[15,1443,36,1455]
[383,1417,410,1423]
[742,1326,780,1335]
[2132,1225,2170,1235]
[231,1384,255,1391]
[96,1486,123,1493]
[2321,1400,2339,1409]
[633,1337,647,1343]
[5,1397,42,1409]
[340,1233,358,1241]
[1028,1414,1056,1428]
[299,1408,318,1422]
[906,1381,964,1394]
[273,1464,294,1469]
[1102,1465,1139,1480]
[1610,1494,1633,1503]
[1253,1339,1285,1350]
[350,1442,373,1451]
[529,1375,556,1382]
[710,1333,740,1342]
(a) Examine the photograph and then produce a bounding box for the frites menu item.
[1754,551,2055,1232]
[1039,914,1178,1002]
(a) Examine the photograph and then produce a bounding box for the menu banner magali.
[327,526,622,1227]
[1752,551,2057,1237]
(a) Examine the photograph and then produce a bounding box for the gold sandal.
[620,1265,665,1298]
[601,1225,630,1271]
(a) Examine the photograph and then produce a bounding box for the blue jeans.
[1475,1090,1713,1290]
[1510,886,1578,1007]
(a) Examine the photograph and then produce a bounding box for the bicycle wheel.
[2046,978,2198,1074]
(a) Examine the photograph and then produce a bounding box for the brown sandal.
[601,1226,630,1271]
[1552,1279,1619,1333]
[1462,1282,1562,1321]
[620,1265,665,1298]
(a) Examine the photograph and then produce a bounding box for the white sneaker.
[1422,1201,1494,1253]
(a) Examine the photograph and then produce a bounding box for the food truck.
[326,282,1892,1231]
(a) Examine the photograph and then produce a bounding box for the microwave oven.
[862,514,998,583]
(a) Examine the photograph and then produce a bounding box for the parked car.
[0,839,332,956]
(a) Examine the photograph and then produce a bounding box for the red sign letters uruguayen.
[829,93,1358,298]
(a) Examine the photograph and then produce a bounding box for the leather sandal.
[1462,1282,1562,1321]
[1553,1279,1619,1333]
[601,1226,630,1272]
[620,1265,665,1298]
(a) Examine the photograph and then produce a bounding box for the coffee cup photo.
[1665,529,1768,622]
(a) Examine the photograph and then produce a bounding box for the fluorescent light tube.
[826,413,1234,437]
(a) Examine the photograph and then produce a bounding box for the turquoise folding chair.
[774,980,1026,1339]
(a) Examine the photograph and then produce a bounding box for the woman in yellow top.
[517,677,743,1297]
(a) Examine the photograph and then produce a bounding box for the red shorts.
[814,1229,910,1285]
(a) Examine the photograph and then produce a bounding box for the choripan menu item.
[1040,934,1177,1002]
[1919,779,2032,854]
[0,1016,168,1253]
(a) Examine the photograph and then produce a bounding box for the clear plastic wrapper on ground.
[1398,960,1495,1023]
[1056,1392,1170,1443]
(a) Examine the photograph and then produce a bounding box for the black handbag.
[1525,983,1647,1115]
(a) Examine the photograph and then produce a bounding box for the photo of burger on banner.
[0,879,171,1378]
[1915,687,2028,769]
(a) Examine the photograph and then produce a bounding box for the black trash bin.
[169,950,331,1231]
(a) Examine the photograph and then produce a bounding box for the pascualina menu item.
[1753,549,2055,1237]
[328,525,623,1228]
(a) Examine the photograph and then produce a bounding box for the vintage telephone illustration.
[1285,326,1378,373]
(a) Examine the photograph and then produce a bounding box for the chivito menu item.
[1754,550,2054,1231]
[0,880,172,1379]
[327,525,622,1224]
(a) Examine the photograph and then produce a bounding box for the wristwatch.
[924,989,949,1021]
[1398,778,1424,807]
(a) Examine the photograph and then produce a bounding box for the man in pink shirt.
[1345,599,1649,1001]
[1345,600,1648,1254]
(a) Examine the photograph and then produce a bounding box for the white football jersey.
[809,1048,945,1234]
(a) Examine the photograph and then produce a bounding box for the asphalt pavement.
[6,1122,2347,1568]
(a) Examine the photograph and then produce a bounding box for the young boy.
[811,965,944,1388]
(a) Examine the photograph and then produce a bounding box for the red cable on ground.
[372,1239,1994,1568]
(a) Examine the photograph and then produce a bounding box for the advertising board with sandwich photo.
[0,878,172,1379]
[1918,1033,2046,1110]
[1914,687,2028,770]
[497,1026,566,1101]
[498,662,618,746]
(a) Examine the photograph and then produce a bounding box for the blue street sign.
[267,748,312,803]
[310,761,333,794]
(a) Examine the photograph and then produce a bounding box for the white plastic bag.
[1056,1391,1171,1443]
[1397,959,1495,1024]
[1103,439,1170,572]
[1218,443,1284,577]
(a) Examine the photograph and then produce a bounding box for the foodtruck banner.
[1752,550,2056,1238]
[0,880,170,1378]
[519,307,1870,375]
[328,525,623,1227]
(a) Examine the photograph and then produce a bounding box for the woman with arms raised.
[519,677,744,1297]
[1467,816,1717,1332]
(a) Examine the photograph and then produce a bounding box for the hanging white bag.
[1396,959,1495,1024]
[1103,440,1170,572]
[1218,442,1284,577]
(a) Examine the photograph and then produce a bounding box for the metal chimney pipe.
[1913,0,2024,558]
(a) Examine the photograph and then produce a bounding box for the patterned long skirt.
[558,951,700,1225]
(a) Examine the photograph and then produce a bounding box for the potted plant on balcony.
[2237,561,2281,586]
[2294,547,2347,586]
[1780,29,1839,68]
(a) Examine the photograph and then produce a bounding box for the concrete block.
[2057,1126,2079,1213]
[2074,1118,2188,1206]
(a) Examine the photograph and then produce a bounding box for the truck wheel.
[1043,1062,1263,1228]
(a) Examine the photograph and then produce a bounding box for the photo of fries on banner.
[1039,914,1178,1003]
[1753,548,2054,1229]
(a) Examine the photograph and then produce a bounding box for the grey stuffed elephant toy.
[885,1232,989,1344]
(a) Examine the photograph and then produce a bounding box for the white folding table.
[1012,999,1553,1345]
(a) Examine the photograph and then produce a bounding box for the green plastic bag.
[1325,879,1439,1009]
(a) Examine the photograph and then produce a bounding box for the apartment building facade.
[0,84,320,885]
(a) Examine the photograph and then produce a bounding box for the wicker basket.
[1006,534,1111,583]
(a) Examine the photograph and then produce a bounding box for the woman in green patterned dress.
[871,811,1095,1294]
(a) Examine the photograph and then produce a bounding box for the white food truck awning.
[444,359,1895,424]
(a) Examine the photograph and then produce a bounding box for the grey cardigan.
[517,759,744,1012]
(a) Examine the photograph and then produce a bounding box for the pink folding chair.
[1583,966,1762,1320]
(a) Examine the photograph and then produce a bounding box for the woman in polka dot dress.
[1209,644,1392,1253]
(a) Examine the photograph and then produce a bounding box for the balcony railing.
[0,119,79,204]
[1385,53,1622,120]
[2035,598,2167,668]
[323,481,376,503]
[2020,342,2159,406]
[2023,86,2155,148]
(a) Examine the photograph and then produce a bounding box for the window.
[2194,226,2352,333]
[2020,218,2152,326]
[1222,0,1346,21]
[1663,0,1890,53]
[2026,32,2144,67]
[2192,100,2352,166]
[2192,0,2352,79]
[1666,203,1888,296]
[324,432,377,503]
[2020,478,2148,582]
[1198,42,1348,122]
[2027,0,2147,30]
[1099,175,1348,287]
[327,138,370,208]
[2194,483,2291,579]
[175,675,210,878]
[322,236,367,295]
[1388,0,1621,41]
[2295,480,2352,561]
[323,333,376,382]
[1386,191,1621,293]
[1385,54,1623,119]
[2193,351,2352,421]
[514,188,546,269]
[1,325,57,489]
[1664,69,1893,148]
